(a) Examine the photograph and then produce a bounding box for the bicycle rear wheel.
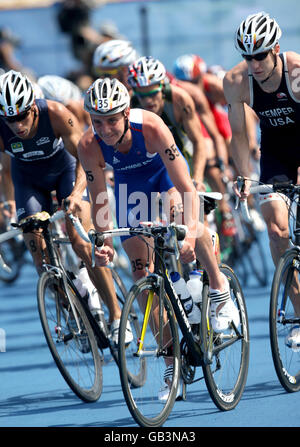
[243,224,268,287]
[201,264,250,410]
[270,248,300,392]
[110,268,146,388]
[37,271,102,402]
[118,276,180,427]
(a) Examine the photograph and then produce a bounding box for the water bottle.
[73,275,89,299]
[186,269,203,303]
[73,267,106,331]
[170,272,201,324]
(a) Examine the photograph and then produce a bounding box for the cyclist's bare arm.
[223,64,252,196]
[142,110,200,244]
[77,127,114,264]
[177,79,228,164]
[244,106,260,158]
[203,72,227,106]
[171,84,206,188]
[47,100,86,208]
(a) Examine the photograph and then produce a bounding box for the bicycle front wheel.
[201,264,250,410]
[118,276,180,427]
[270,248,300,392]
[37,271,103,402]
[110,268,146,388]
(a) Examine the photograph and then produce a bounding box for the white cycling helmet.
[235,11,282,56]
[93,39,138,69]
[0,70,34,117]
[173,54,207,81]
[128,56,166,88]
[38,75,82,105]
[84,77,130,116]
[32,82,45,99]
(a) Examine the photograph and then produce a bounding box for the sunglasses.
[134,85,163,98]
[4,110,30,123]
[96,67,120,77]
[243,51,269,62]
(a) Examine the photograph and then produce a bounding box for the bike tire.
[0,239,23,283]
[106,268,145,388]
[201,264,250,410]
[37,271,103,402]
[243,226,268,287]
[269,248,300,392]
[118,276,180,427]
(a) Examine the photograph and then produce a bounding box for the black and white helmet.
[84,78,130,116]
[235,11,282,56]
[0,70,34,117]
[128,56,166,88]
[93,39,138,69]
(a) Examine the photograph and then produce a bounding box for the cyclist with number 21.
[223,11,300,347]
[77,76,240,399]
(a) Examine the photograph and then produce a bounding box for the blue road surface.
[0,231,300,430]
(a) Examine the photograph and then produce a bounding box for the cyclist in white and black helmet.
[77,76,240,397]
[0,70,124,339]
[224,11,300,345]
[128,56,207,192]
[38,74,90,130]
[93,39,138,92]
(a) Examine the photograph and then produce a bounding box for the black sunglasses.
[3,110,30,123]
[243,51,270,62]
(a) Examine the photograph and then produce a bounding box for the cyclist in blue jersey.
[75,77,240,398]
[0,70,126,340]
[224,11,300,346]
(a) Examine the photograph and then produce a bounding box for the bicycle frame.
[134,227,203,367]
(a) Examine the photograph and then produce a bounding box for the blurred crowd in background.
[0,0,130,91]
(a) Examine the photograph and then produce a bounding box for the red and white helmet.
[173,54,207,81]
[128,56,166,88]
[0,70,34,117]
[235,11,282,56]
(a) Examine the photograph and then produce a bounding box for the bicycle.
[83,214,249,426]
[239,178,300,392]
[11,209,145,403]
[64,209,146,389]
[10,210,102,402]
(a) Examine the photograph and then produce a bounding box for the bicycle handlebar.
[0,210,65,244]
[65,208,188,268]
[235,176,299,222]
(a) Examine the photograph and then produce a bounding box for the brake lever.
[235,176,245,210]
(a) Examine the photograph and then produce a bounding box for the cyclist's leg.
[65,199,122,324]
[15,188,53,274]
[55,155,122,324]
[260,196,290,265]
[260,195,300,315]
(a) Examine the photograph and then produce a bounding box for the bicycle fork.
[134,275,168,358]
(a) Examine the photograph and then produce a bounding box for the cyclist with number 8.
[0,70,125,343]
[223,11,300,346]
